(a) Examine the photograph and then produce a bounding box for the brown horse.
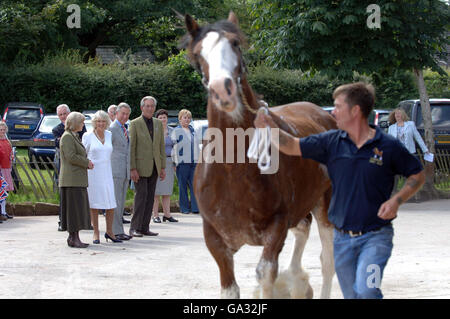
[183,12,337,298]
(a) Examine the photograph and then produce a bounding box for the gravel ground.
[0,199,449,299]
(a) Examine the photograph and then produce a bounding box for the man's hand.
[378,171,425,220]
[160,168,166,181]
[88,160,94,170]
[131,169,140,183]
[378,197,400,220]
[254,108,278,129]
[254,109,301,157]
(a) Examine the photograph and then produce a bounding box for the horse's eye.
[232,40,239,47]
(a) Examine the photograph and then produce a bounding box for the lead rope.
[237,77,272,172]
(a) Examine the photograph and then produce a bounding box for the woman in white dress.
[82,111,120,244]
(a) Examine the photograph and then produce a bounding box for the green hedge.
[0,52,448,120]
[0,53,208,119]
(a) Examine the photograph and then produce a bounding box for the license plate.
[15,124,30,129]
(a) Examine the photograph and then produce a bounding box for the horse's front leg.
[256,216,289,298]
[203,219,240,298]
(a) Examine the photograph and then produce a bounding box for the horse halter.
[196,44,260,116]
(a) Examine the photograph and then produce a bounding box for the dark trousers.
[176,163,199,213]
[131,169,158,232]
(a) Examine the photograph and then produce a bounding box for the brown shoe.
[0,215,7,221]
[141,230,159,236]
[129,229,143,237]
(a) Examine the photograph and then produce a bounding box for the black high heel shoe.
[163,216,178,222]
[104,233,122,243]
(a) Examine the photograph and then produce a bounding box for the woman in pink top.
[0,122,14,220]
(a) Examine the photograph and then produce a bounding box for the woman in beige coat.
[59,112,94,248]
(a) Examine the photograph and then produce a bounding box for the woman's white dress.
[82,130,117,209]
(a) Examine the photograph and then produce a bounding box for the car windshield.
[39,117,61,133]
[416,104,450,127]
[7,108,41,120]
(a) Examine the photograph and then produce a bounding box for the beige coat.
[59,131,90,187]
[129,115,165,177]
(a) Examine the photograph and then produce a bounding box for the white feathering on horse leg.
[253,268,313,299]
[221,282,240,299]
[254,258,276,298]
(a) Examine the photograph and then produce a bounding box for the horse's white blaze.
[201,32,237,85]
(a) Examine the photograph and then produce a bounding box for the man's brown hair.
[333,82,375,119]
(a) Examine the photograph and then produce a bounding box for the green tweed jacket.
[58,130,89,187]
[129,115,165,177]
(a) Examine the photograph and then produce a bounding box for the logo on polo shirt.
[369,147,383,166]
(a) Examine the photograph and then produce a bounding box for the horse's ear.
[228,11,239,26]
[185,14,199,37]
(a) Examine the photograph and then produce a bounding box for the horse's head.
[183,12,246,122]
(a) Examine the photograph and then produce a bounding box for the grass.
[12,147,181,205]
[9,148,58,203]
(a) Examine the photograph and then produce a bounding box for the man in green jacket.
[129,96,166,237]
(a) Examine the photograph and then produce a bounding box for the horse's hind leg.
[288,214,314,298]
[312,188,335,299]
[203,220,240,298]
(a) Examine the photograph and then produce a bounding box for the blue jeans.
[176,163,198,213]
[333,224,394,299]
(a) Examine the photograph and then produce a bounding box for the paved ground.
[0,199,449,299]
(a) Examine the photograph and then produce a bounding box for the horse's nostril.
[225,78,233,96]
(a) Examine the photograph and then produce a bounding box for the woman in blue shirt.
[171,109,200,214]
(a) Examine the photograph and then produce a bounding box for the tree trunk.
[80,27,109,63]
[412,68,440,201]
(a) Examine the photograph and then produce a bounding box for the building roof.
[96,45,154,64]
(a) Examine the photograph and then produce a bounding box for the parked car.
[28,114,59,162]
[2,102,45,140]
[321,106,334,116]
[398,99,450,151]
[167,110,180,128]
[84,114,93,132]
[28,113,94,163]
[322,106,390,131]
[369,109,391,132]
[191,119,208,138]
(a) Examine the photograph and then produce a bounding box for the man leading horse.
[255,82,425,298]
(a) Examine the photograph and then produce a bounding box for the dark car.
[2,102,45,140]
[398,99,450,151]
[28,114,60,163]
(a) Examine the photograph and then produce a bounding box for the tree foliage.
[251,0,450,77]
[0,0,248,64]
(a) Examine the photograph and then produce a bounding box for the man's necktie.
[123,125,128,142]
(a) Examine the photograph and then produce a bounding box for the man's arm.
[378,170,426,220]
[52,124,63,149]
[254,110,302,156]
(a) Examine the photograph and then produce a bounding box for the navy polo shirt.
[299,126,423,232]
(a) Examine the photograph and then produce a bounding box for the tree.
[251,0,450,200]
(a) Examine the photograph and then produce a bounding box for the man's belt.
[334,226,383,238]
